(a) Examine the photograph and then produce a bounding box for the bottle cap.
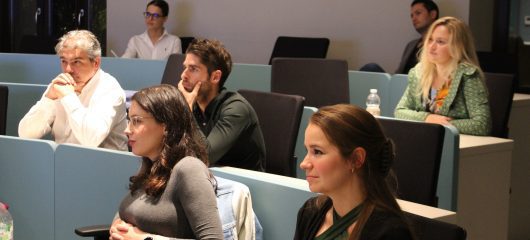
[370,89,377,93]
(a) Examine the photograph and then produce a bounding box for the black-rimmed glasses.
[143,11,163,19]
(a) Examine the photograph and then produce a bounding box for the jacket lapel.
[438,65,464,115]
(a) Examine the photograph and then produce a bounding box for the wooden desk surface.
[459,134,513,155]
[512,93,530,105]
[398,199,456,224]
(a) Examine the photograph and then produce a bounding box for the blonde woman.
[395,16,491,136]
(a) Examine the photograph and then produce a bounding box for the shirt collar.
[193,88,229,116]
[141,29,170,42]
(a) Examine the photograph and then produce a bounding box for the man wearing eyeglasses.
[122,0,181,60]
[18,30,128,151]
[178,39,266,172]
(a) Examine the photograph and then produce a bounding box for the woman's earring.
[351,168,355,174]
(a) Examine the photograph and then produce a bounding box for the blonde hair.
[55,30,101,61]
[417,16,483,102]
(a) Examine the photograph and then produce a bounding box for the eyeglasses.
[127,115,153,128]
[143,11,163,19]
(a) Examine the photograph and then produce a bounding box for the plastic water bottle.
[366,89,381,116]
[0,202,13,240]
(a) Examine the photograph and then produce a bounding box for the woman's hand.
[109,218,149,240]
[425,114,453,125]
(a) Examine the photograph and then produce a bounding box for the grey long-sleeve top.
[118,157,223,239]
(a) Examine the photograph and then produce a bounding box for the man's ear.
[93,56,101,69]
[429,10,438,21]
[210,70,222,84]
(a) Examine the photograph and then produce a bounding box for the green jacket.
[395,63,491,136]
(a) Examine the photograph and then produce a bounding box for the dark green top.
[395,62,491,136]
[294,197,413,240]
[193,88,266,171]
[314,203,364,240]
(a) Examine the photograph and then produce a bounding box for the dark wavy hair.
[147,0,169,17]
[186,38,232,88]
[309,104,412,240]
[128,84,208,197]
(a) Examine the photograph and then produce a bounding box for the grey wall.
[108,0,470,71]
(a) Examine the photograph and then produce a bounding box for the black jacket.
[294,197,414,240]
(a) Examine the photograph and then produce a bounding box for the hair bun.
[380,139,395,176]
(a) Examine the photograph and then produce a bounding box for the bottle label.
[0,222,13,240]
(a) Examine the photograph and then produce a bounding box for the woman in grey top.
[110,84,223,240]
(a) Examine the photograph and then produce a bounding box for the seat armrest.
[75,224,110,238]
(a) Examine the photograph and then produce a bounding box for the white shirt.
[122,30,181,60]
[18,69,128,151]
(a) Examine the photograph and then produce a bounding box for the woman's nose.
[430,42,436,51]
[300,155,311,170]
[124,122,131,135]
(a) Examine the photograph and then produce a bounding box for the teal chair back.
[0,85,8,135]
[1,82,47,137]
[389,74,409,116]
[347,70,392,116]
[0,136,56,240]
[54,144,139,240]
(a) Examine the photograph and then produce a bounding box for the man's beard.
[415,24,430,35]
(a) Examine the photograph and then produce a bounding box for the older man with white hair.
[19,30,128,151]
